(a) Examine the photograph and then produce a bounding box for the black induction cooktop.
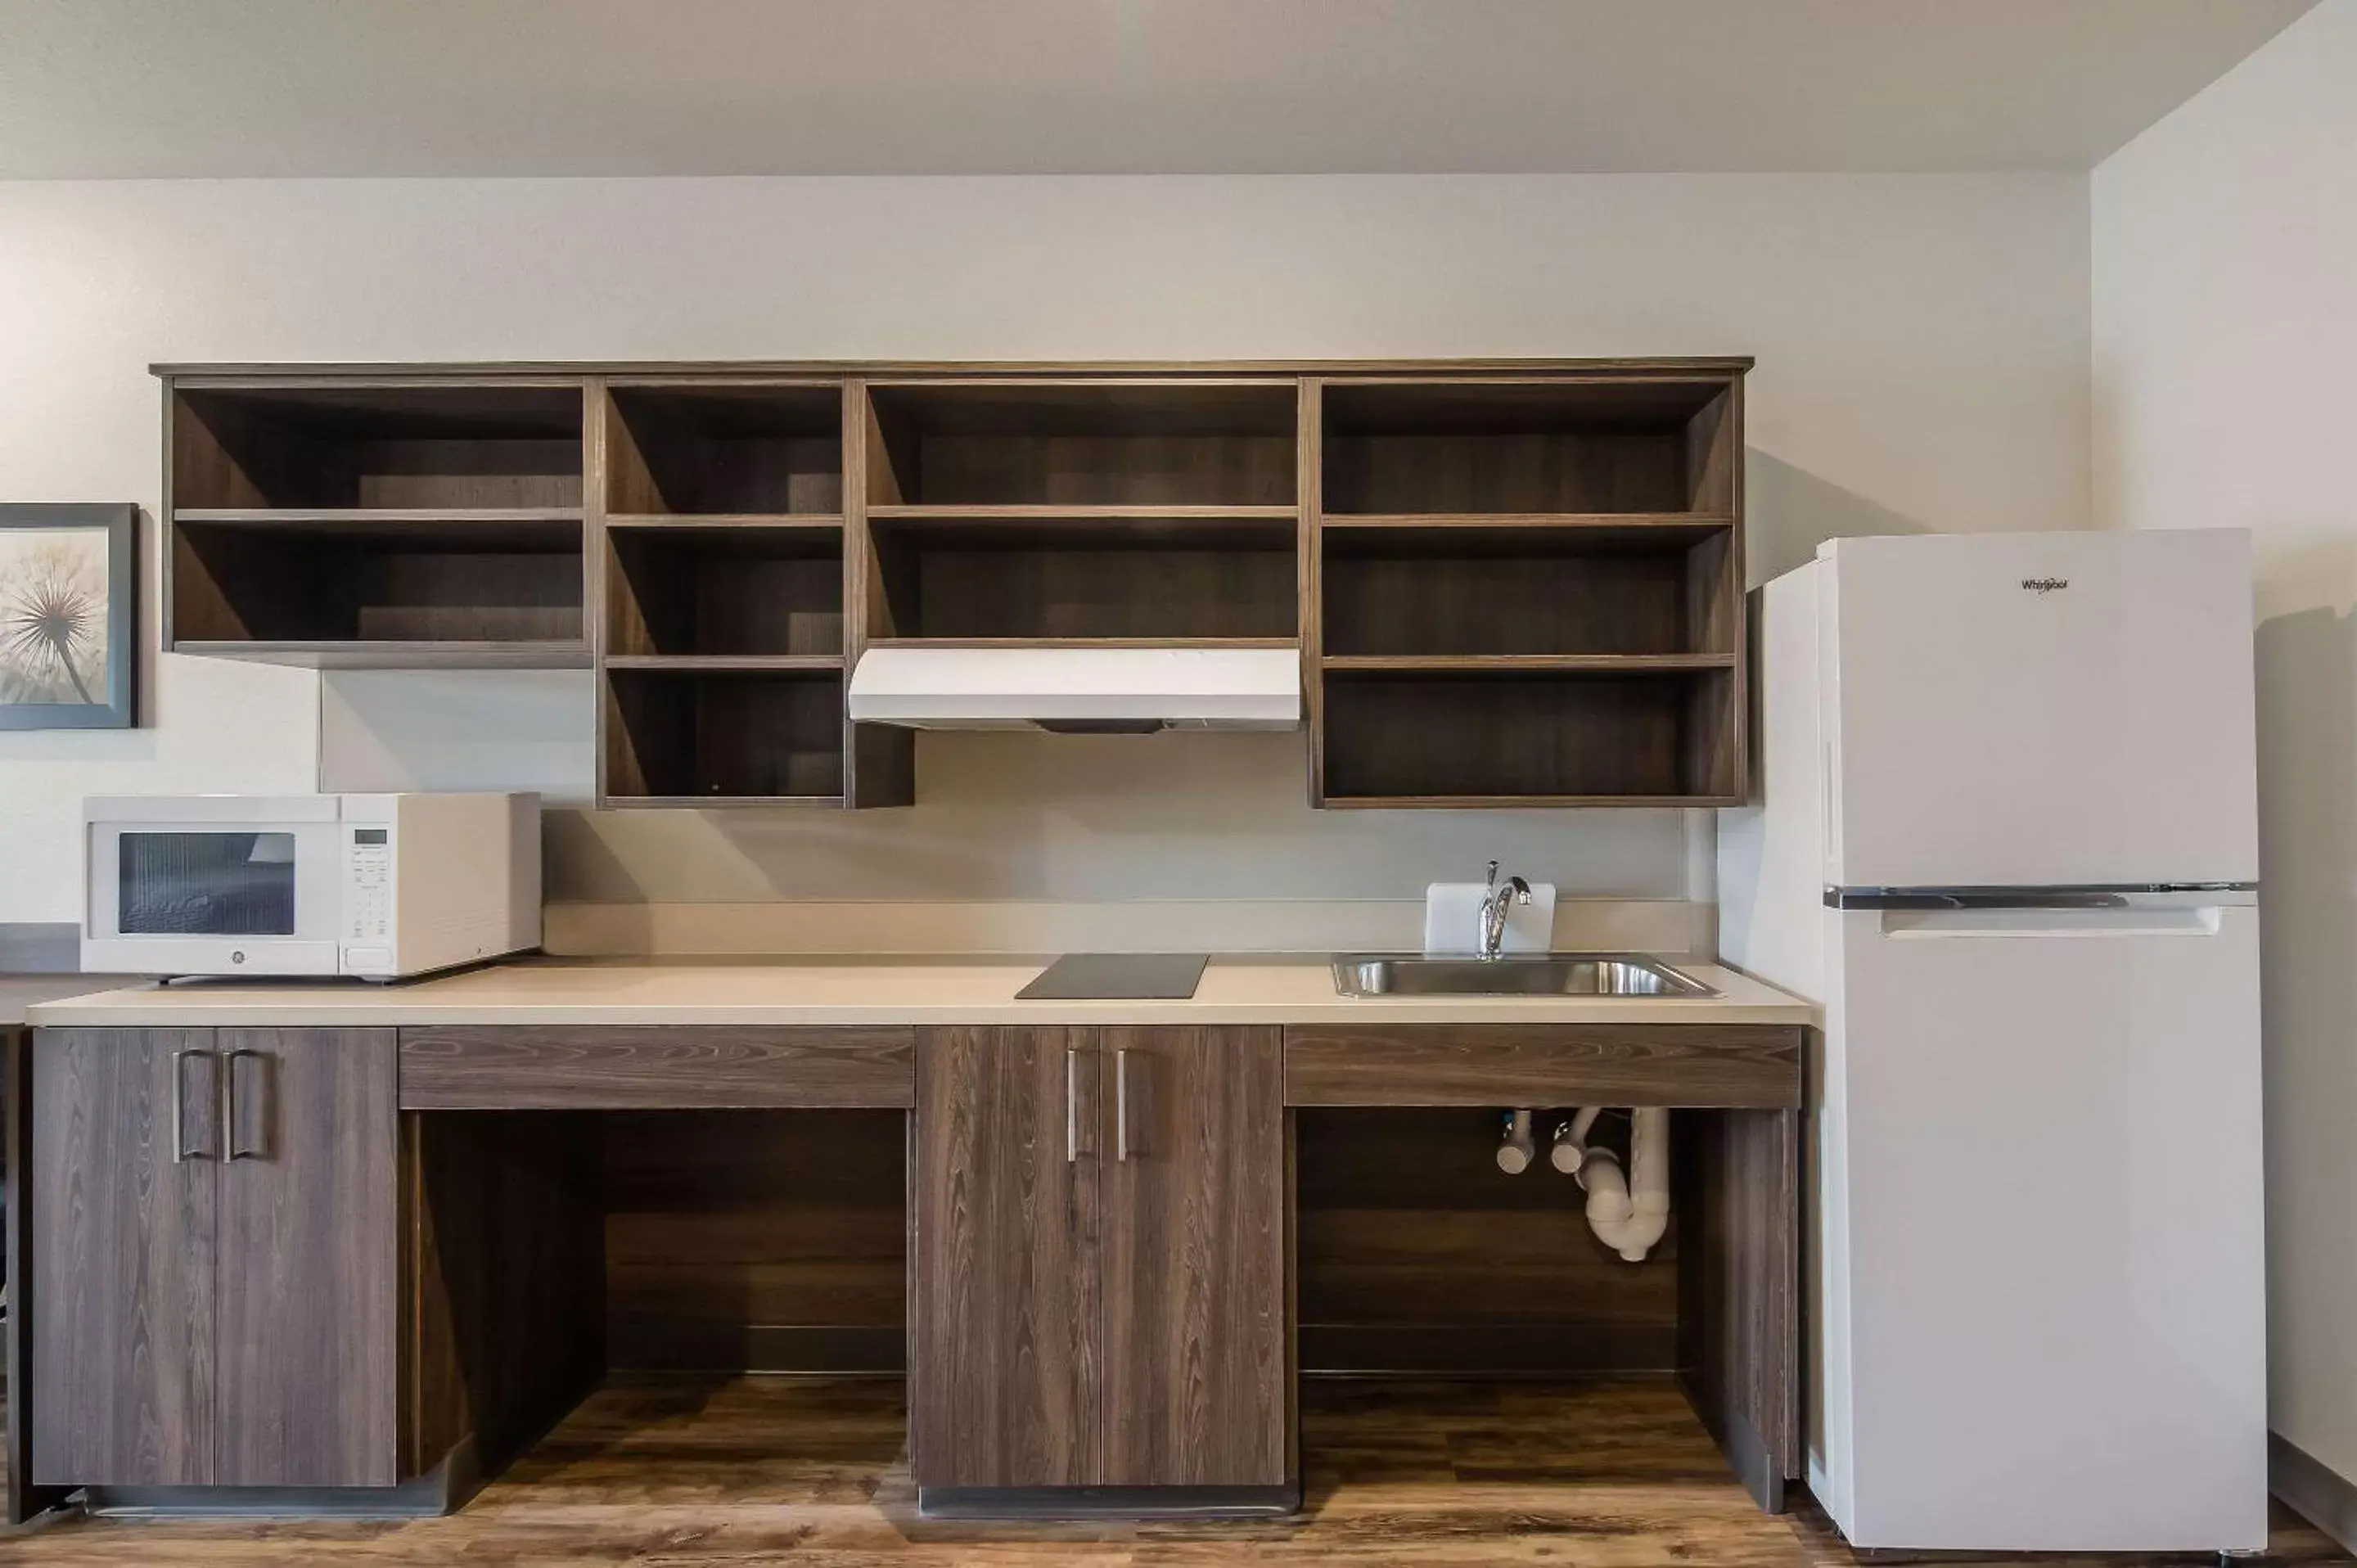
[1015,953,1209,1000]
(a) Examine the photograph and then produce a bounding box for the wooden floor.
[6,1377,2349,1566]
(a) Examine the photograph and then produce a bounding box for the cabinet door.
[911,1026,1102,1487]
[1102,1026,1288,1487]
[214,1028,399,1486]
[30,1029,219,1486]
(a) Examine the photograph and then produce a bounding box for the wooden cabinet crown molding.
[153,356,1756,382]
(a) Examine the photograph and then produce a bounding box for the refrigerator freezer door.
[1827,902,2266,1552]
[1821,530,2257,891]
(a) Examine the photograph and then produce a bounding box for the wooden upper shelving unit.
[1306,369,1746,806]
[164,381,593,669]
[159,359,1748,810]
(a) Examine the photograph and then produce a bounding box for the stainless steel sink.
[1331,953,1717,998]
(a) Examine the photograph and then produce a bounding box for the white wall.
[0,173,2091,928]
[2093,0,2357,1512]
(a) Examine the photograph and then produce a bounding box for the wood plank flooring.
[4,1377,2349,1566]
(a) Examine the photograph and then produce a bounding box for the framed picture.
[0,503,137,730]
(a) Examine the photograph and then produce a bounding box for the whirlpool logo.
[2021,576,2070,594]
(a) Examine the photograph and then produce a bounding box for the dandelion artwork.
[0,529,109,703]
[0,505,136,729]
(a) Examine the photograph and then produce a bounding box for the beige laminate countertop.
[24,955,1810,1030]
[2,975,139,1027]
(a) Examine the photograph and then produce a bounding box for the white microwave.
[83,793,542,980]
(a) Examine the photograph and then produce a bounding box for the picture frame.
[0,502,137,730]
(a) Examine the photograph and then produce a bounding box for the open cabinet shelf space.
[174,383,586,511]
[1320,379,1737,517]
[1320,524,1737,660]
[604,384,845,516]
[1318,666,1740,805]
[171,512,588,665]
[603,666,847,806]
[864,513,1299,643]
[864,381,1299,508]
[606,521,844,658]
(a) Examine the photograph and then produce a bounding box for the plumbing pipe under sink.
[1551,1106,1603,1171]
[1495,1108,1537,1173]
[1554,1106,1671,1262]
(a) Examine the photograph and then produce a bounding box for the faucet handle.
[1485,858,1500,892]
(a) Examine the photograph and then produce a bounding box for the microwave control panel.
[346,826,393,944]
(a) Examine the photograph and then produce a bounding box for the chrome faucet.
[1478,859,1532,959]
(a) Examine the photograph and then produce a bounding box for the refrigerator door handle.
[1878,906,2227,939]
[1827,884,2254,912]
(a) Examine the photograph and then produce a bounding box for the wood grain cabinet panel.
[30,1029,219,1487]
[1678,1107,1802,1509]
[1102,1026,1288,1487]
[911,1025,1102,1488]
[28,1026,401,1491]
[1282,1024,1802,1109]
[213,1029,399,1487]
[399,1025,915,1109]
[911,1025,1291,1498]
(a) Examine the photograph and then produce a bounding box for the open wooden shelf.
[864,506,1298,642]
[604,384,844,516]
[174,383,584,511]
[175,506,588,525]
[1321,522,1736,660]
[1322,653,1734,673]
[868,502,1296,523]
[1308,371,1746,806]
[602,665,846,805]
[171,511,588,661]
[864,381,1298,508]
[602,654,844,672]
[606,514,844,532]
[170,639,592,670]
[1318,665,1740,805]
[1320,512,1732,543]
[1321,380,1736,517]
[606,520,843,658]
[164,382,591,667]
[868,636,1296,650]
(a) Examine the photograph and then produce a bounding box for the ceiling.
[0,0,2319,178]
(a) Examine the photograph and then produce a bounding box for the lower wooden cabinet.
[29,1027,399,1489]
[911,1025,1288,1496]
[1101,1027,1288,1486]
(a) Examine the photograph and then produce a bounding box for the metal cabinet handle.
[172,1049,219,1163]
[1115,1048,1131,1162]
[224,1048,267,1161]
[1066,1047,1079,1163]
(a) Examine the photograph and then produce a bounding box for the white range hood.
[847,645,1301,732]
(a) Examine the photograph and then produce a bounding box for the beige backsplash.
[543,897,1715,957]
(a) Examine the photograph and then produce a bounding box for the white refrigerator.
[1718,529,2266,1553]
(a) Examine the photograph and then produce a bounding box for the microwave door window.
[117,831,299,935]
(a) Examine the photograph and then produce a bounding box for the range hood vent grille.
[847,645,1301,732]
